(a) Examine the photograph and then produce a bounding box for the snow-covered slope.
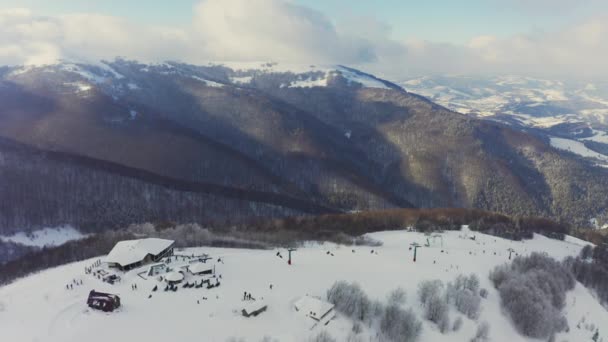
[216,62,401,90]
[401,75,608,126]
[550,137,608,165]
[0,229,604,342]
[0,225,86,248]
[401,75,608,164]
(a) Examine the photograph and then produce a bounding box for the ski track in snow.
[0,230,605,342]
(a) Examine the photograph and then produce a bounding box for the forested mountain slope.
[1,60,607,232]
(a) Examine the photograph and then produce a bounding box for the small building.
[106,238,174,271]
[148,263,168,277]
[294,295,335,325]
[188,263,214,275]
[87,290,121,312]
[165,271,184,284]
[242,301,268,318]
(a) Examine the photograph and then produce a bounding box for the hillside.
[401,75,608,167]
[0,229,605,342]
[1,61,608,233]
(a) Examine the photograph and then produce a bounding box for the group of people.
[84,259,102,274]
[65,278,83,290]
[243,291,255,301]
[131,283,138,290]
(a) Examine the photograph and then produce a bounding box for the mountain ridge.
[1,60,607,232]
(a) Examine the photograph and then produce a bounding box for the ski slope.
[0,229,605,342]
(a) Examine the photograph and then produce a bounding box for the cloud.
[0,1,607,80]
[0,8,193,65]
[191,0,376,63]
[372,15,608,80]
[494,0,605,14]
[0,0,376,66]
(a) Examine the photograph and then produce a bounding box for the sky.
[1,0,607,79]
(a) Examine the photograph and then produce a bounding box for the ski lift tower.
[507,248,515,260]
[425,234,444,248]
[410,242,422,262]
[287,248,297,265]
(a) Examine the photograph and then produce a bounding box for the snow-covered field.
[0,225,86,248]
[550,137,608,165]
[0,229,605,342]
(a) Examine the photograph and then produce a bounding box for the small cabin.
[242,301,268,318]
[188,263,214,275]
[294,295,335,324]
[87,290,121,312]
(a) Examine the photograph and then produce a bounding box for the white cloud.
[0,0,607,80]
[191,0,376,63]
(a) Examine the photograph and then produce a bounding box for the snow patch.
[0,226,86,248]
[64,82,93,93]
[191,75,224,88]
[581,130,608,144]
[230,76,253,84]
[550,137,608,162]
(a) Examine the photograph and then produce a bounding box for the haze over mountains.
[1,60,607,235]
[402,76,608,159]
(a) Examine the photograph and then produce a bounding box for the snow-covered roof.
[189,263,213,274]
[165,272,184,282]
[294,296,334,319]
[105,238,174,267]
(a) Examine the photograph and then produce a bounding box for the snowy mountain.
[2,60,608,235]
[401,75,608,165]
[0,228,605,342]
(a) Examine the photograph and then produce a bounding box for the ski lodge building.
[106,238,175,271]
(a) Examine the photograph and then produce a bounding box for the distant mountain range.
[401,75,608,167]
[1,60,607,234]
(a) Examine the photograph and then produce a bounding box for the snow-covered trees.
[417,274,484,333]
[326,281,421,342]
[309,331,336,342]
[490,253,575,339]
[327,281,371,321]
[447,274,482,320]
[449,287,481,320]
[418,280,443,306]
[452,317,463,332]
[470,322,490,342]
[387,287,407,306]
[566,244,608,308]
[418,280,450,333]
[479,288,488,299]
[380,305,422,342]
